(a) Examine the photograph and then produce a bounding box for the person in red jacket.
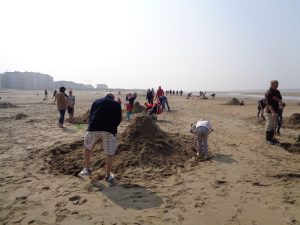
[155,86,164,99]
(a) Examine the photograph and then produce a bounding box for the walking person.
[44,89,48,100]
[265,80,284,144]
[155,86,164,99]
[80,92,122,183]
[56,87,68,128]
[191,119,214,160]
[53,89,57,102]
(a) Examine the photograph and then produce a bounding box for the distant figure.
[203,92,206,98]
[187,92,192,97]
[190,119,214,160]
[159,95,171,111]
[125,93,137,120]
[275,102,286,135]
[44,89,48,100]
[56,87,68,128]
[53,90,57,102]
[265,80,284,145]
[169,89,172,95]
[117,97,122,104]
[210,93,216,99]
[179,90,183,96]
[67,90,75,122]
[176,90,178,95]
[257,98,266,118]
[80,92,122,184]
[199,91,203,97]
[155,86,164,99]
[172,90,175,95]
[146,89,154,104]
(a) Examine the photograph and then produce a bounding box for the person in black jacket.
[80,92,122,183]
[264,80,284,144]
[146,89,154,104]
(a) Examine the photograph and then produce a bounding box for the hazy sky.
[0,0,299,91]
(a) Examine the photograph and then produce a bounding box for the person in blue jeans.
[159,95,170,111]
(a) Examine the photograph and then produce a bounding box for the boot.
[266,131,275,145]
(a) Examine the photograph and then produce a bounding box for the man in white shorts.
[80,93,122,183]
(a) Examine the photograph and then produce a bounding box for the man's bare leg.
[83,148,92,169]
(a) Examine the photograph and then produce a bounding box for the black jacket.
[88,96,122,135]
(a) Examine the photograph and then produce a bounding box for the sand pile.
[132,101,145,113]
[285,113,300,129]
[69,110,90,124]
[279,142,300,154]
[0,102,17,109]
[225,98,240,105]
[14,113,28,120]
[46,116,196,179]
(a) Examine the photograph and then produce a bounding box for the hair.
[59,86,66,92]
[270,80,279,85]
[105,92,115,99]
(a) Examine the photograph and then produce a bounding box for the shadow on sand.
[91,181,164,210]
[212,153,238,164]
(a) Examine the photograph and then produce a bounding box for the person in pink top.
[155,86,164,99]
[190,119,214,159]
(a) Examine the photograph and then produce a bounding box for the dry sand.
[0,90,299,225]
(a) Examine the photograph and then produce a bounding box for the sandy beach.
[0,90,299,225]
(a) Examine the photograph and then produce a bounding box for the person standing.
[265,80,284,144]
[275,102,286,135]
[191,119,214,160]
[67,90,75,122]
[80,93,122,183]
[53,89,57,102]
[44,89,48,100]
[56,87,68,128]
[146,89,154,104]
[155,86,164,99]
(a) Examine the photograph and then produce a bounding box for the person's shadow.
[212,153,238,164]
[91,181,164,210]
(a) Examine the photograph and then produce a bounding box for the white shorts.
[84,131,117,155]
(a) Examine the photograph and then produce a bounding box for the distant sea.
[192,89,300,101]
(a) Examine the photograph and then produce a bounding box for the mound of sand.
[226,98,240,105]
[47,116,196,179]
[132,101,145,113]
[285,113,300,129]
[279,142,300,154]
[69,110,90,124]
[0,102,17,109]
[14,113,28,120]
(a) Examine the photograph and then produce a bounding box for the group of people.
[55,87,75,128]
[257,80,286,140]
[57,80,284,184]
[165,90,183,96]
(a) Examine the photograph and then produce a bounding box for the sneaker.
[266,140,276,145]
[196,152,200,157]
[105,174,115,183]
[79,168,91,176]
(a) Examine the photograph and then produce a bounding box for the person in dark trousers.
[56,87,68,128]
[257,98,266,118]
[53,89,57,102]
[80,92,122,184]
[159,95,171,111]
[146,89,154,104]
[265,80,284,145]
[275,102,286,135]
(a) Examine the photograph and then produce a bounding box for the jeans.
[59,109,66,125]
[196,126,209,156]
[161,99,170,111]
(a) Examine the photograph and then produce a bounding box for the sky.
[0,0,299,91]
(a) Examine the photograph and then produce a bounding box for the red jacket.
[156,88,164,98]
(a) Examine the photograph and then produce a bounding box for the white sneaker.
[79,168,91,176]
[196,152,200,157]
[105,174,115,183]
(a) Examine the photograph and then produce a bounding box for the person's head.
[159,86,161,89]
[128,93,132,97]
[59,87,66,93]
[69,90,73,95]
[270,80,279,90]
[105,92,115,100]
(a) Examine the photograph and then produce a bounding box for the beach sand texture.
[0,90,299,225]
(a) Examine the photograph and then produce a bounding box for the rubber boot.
[266,131,275,145]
